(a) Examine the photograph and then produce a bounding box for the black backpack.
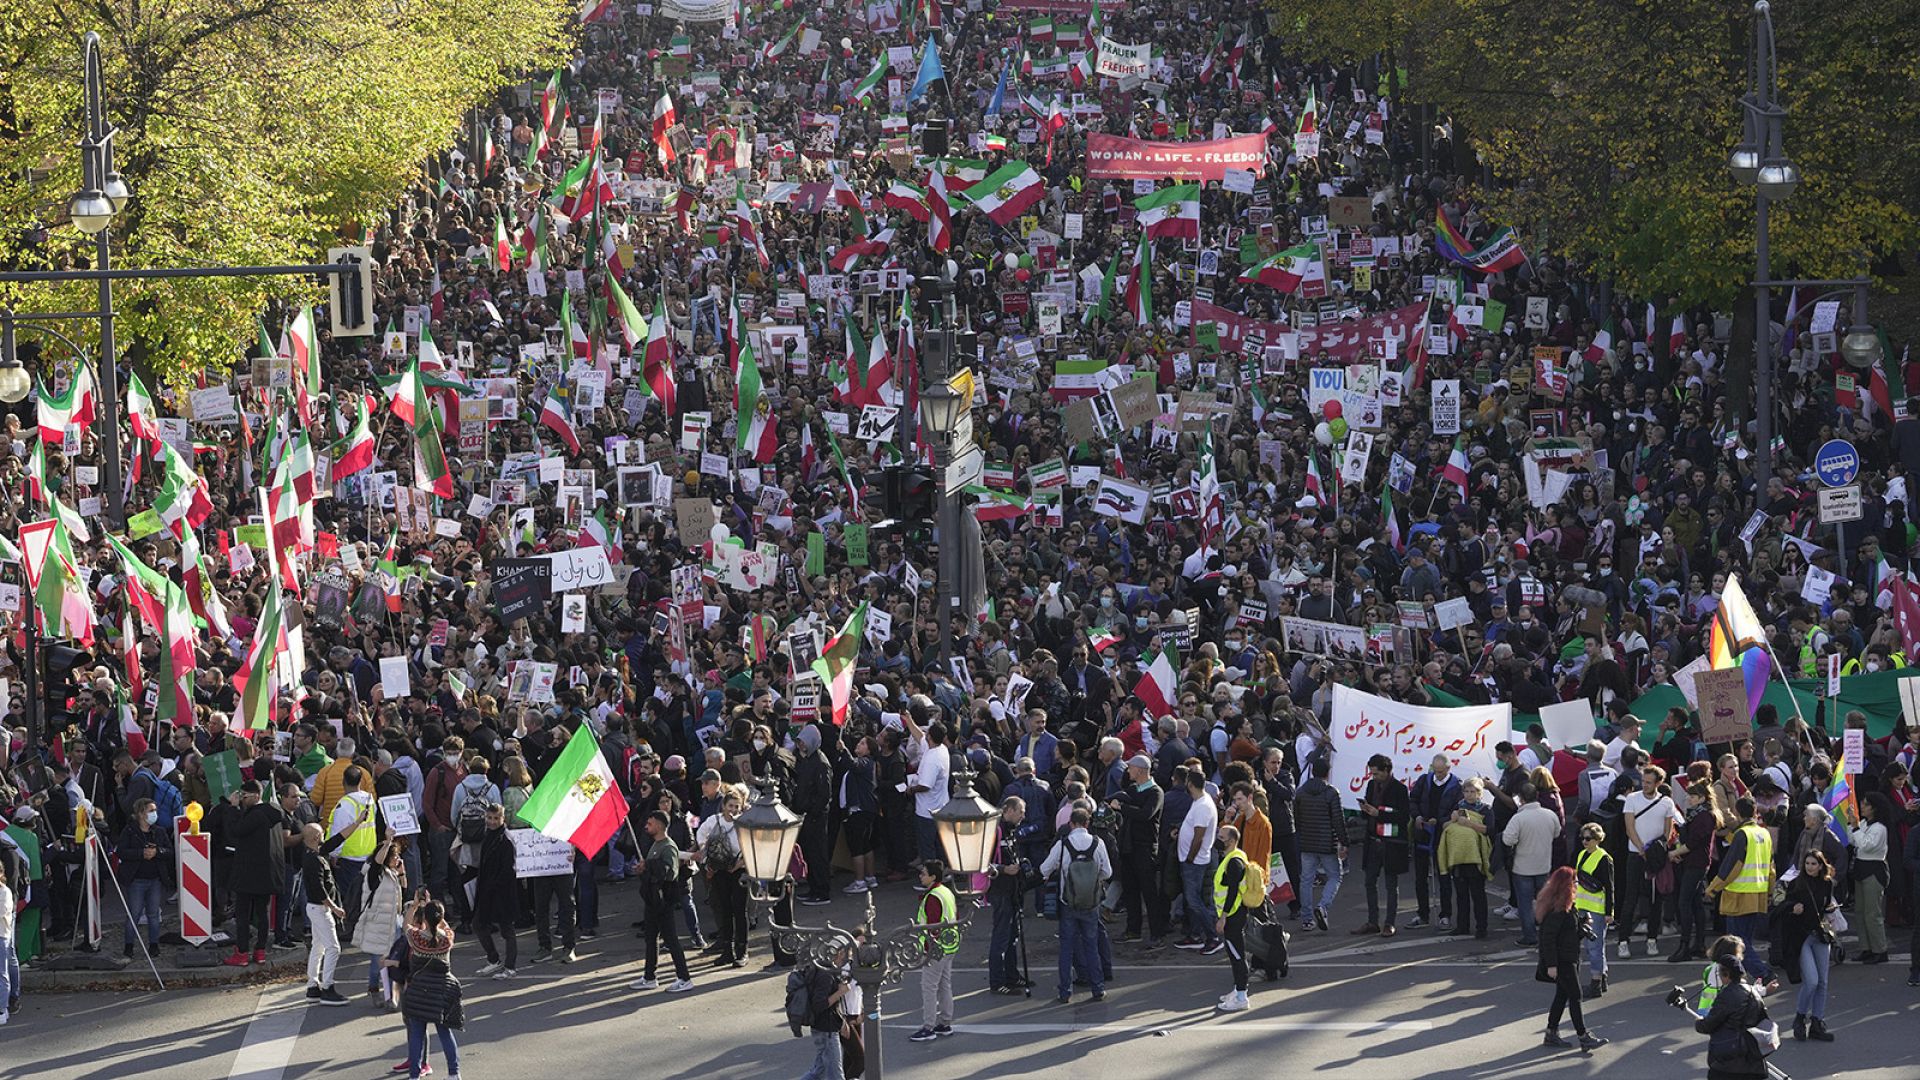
[784,968,813,1037]
[1060,839,1102,912]
[457,795,488,844]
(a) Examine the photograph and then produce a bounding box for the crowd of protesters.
[1,0,1918,1072]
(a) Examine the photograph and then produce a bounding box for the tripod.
[1011,877,1032,998]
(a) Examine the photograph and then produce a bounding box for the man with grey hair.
[1576,740,1618,826]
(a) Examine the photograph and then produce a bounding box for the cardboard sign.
[492,558,553,624]
[675,498,717,544]
[510,828,577,876]
[1694,666,1752,743]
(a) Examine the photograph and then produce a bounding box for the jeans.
[801,1028,845,1080]
[1301,851,1344,916]
[574,852,599,931]
[306,903,340,987]
[1582,911,1608,978]
[988,893,1021,988]
[1119,851,1163,938]
[914,816,941,864]
[1512,872,1546,944]
[1058,908,1102,998]
[1179,858,1216,941]
[1273,831,1304,917]
[426,829,454,902]
[920,952,953,1027]
[1451,864,1489,935]
[1724,912,1771,980]
[708,870,748,961]
[1363,847,1400,928]
[406,1016,459,1080]
[1796,938,1830,1019]
[0,935,17,1011]
[126,878,164,949]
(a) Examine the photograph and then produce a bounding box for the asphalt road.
[6,875,1915,1080]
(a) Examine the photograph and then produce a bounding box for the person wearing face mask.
[116,798,173,960]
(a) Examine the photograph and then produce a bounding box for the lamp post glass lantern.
[932,760,1001,878]
[734,780,804,888]
[919,383,964,440]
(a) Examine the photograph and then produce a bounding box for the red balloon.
[1014,268,1031,282]
[1321,400,1343,420]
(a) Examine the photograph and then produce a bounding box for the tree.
[0,1,572,384]
[1270,0,1920,311]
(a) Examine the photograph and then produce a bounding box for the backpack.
[783,968,813,1037]
[1059,838,1102,912]
[1240,855,1269,909]
[150,772,186,826]
[457,794,489,844]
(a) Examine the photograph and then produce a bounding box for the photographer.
[986,795,1033,995]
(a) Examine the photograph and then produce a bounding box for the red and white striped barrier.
[176,815,214,945]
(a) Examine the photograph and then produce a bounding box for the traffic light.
[326,245,375,337]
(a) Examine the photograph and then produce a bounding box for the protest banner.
[1329,684,1509,810]
[1085,133,1269,183]
[510,828,576,877]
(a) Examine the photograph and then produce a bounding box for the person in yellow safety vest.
[328,769,378,941]
[1692,933,1761,1014]
[1572,823,1615,1000]
[907,860,960,1043]
[1794,611,1829,678]
[1705,797,1777,987]
[1211,825,1253,1013]
[1841,645,1904,675]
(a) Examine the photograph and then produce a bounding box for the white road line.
[893,1020,1434,1035]
[226,987,309,1080]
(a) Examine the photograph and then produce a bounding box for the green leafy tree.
[0,1,572,383]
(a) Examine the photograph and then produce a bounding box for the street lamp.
[1736,0,1798,497]
[748,764,1000,1080]
[918,381,965,441]
[64,31,132,528]
[1840,323,1883,369]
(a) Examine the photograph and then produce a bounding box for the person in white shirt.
[1517,724,1555,772]
[1175,770,1221,951]
[1616,765,1685,958]
[1601,718,1643,774]
[906,718,951,866]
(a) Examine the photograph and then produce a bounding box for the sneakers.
[476,961,505,978]
[271,938,298,951]
[800,895,833,907]
[1617,941,1630,960]
[1405,916,1426,929]
[909,1026,940,1042]
[223,951,251,968]
[493,968,516,980]
[1437,917,1452,932]
[844,880,870,894]
[252,949,267,965]
[1215,989,1249,1012]
[665,979,695,993]
[1142,937,1167,951]
[1578,1032,1609,1052]
[1501,906,1520,921]
[631,977,659,990]
[1314,909,1330,932]
[560,948,577,964]
[390,1061,431,1075]
[1492,904,1513,919]
[865,877,880,890]
[306,985,323,1000]
[933,1023,954,1036]
[315,987,350,1007]
[1201,939,1225,955]
[530,950,553,965]
[1173,938,1207,951]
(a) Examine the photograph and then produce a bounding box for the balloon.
[1329,417,1349,442]
[1018,254,1034,269]
[1314,421,1333,446]
[1014,268,1031,282]
[1321,400,1343,420]
[710,523,732,544]
[1003,252,1020,270]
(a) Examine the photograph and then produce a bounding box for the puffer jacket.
[400,953,462,1029]
[1294,777,1345,855]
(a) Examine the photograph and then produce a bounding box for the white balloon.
[710,523,731,544]
[1314,421,1333,447]
[1003,252,1020,270]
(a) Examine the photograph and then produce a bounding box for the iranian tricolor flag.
[1381,486,1404,553]
[20,517,94,647]
[964,485,1028,522]
[492,214,512,271]
[1124,234,1153,325]
[810,601,870,726]
[1241,243,1321,292]
[609,276,647,355]
[732,296,769,456]
[926,168,953,253]
[960,162,1046,226]
[883,180,931,222]
[540,386,583,455]
[153,442,214,538]
[233,573,287,731]
[1084,249,1121,327]
[125,369,161,443]
[851,55,887,104]
[652,93,678,164]
[35,366,96,445]
[332,393,377,478]
[1296,84,1318,134]
[578,505,623,564]
[1134,645,1179,718]
[1088,625,1123,653]
[643,293,678,417]
[560,290,591,360]
[1440,435,1471,498]
[829,228,894,273]
[1134,183,1200,240]
[1584,319,1615,363]
[153,580,196,727]
[521,722,630,857]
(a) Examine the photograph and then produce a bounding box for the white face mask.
[145,811,159,825]
[753,739,768,752]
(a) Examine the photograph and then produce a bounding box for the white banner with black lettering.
[1328,684,1509,810]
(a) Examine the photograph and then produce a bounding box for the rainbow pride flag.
[1707,574,1773,716]
[1819,774,1856,846]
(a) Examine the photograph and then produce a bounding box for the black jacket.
[1109,781,1162,858]
[1295,777,1345,855]
[792,748,832,817]
[301,831,348,906]
[1537,907,1582,971]
[1695,978,1769,1076]
[468,826,519,926]
[116,823,173,881]
[228,803,291,895]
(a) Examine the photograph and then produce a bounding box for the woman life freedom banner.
[1328,684,1510,810]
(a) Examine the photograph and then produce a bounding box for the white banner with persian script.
[1328,684,1508,810]
[662,0,734,21]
